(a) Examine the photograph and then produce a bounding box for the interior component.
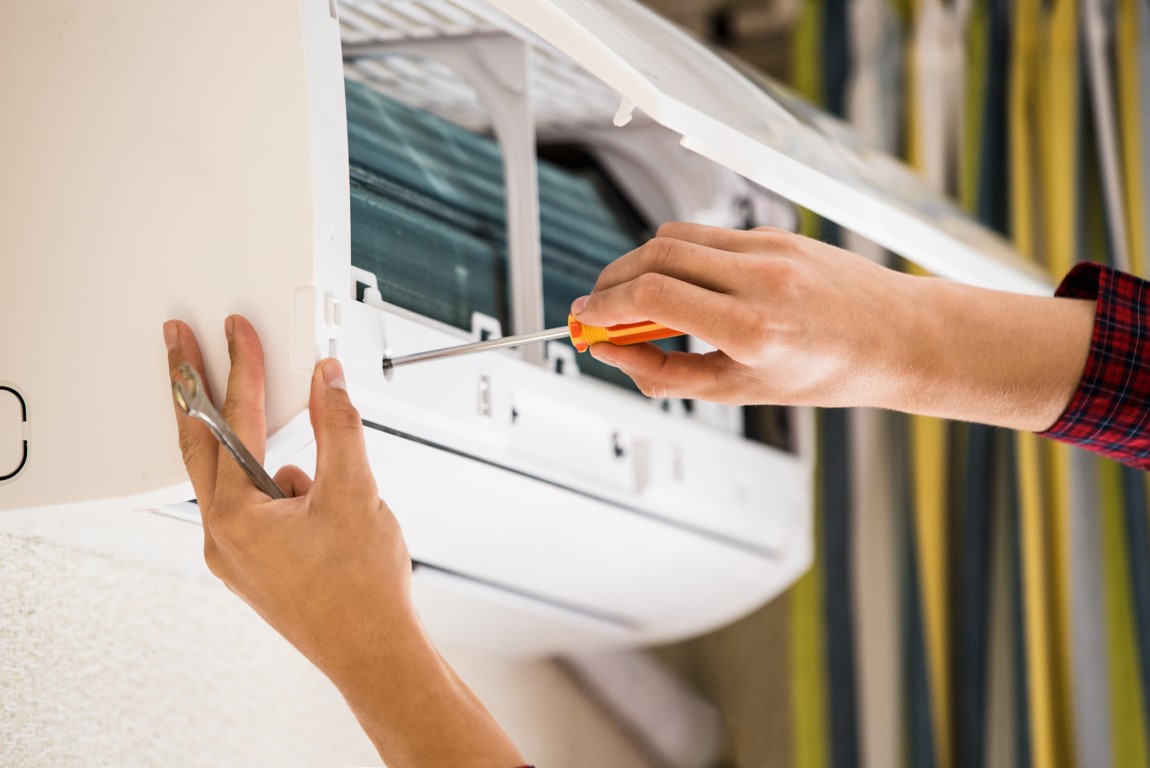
[345,77,686,390]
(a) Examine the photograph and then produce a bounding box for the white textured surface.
[0,511,652,767]
[0,531,379,767]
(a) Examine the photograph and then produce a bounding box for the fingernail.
[322,359,347,391]
[163,321,179,351]
[571,295,589,315]
[225,315,235,340]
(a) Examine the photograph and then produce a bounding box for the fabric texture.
[1040,262,1150,469]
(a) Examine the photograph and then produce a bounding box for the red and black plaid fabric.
[1040,261,1150,469]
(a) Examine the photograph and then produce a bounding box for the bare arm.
[163,317,526,768]
[571,221,1095,432]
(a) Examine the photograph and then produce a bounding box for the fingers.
[590,343,739,401]
[573,273,752,353]
[216,315,269,497]
[310,359,375,491]
[164,320,219,506]
[274,464,314,498]
[592,235,751,294]
[590,223,799,294]
[654,221,789,253]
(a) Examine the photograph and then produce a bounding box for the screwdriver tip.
[381,357,394,382]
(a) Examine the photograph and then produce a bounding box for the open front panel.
[452,0,1052,294]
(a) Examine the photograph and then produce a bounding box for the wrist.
[319,594,427,687]
[880,275,1094,430]
[327,611,528,768]
[846,269,941,413]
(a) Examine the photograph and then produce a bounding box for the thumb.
[310,359,374,488]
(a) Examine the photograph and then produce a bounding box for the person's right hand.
[572,221,921,409]
[572,221,1095,431]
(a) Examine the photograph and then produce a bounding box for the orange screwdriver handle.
[567,315,683,353]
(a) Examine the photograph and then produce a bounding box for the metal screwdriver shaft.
[382,326,571,375]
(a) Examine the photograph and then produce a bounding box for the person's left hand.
[163,316,527,767]
[164,315,414,682]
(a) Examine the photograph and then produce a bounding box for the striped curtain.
[783,0,1150,766]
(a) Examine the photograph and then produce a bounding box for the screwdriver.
[382,315,682,377]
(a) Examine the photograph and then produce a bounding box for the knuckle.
[644,236,679,270]
[655,221,690,239]
[733,307,777,354]
[630,272,670,308]
[752,227,799,250]
[178,429,206,468]
[221,400,263,426]
[751,254,803,292]
[770,258,809,298]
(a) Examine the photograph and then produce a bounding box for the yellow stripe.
[1009,0,1040,260]
[1016,433,1060,768]
[905,5,950,760]
[791,0,824,241]
[1040,0,1079,277]
[792,424,829,768]
[1116,0,1149,277]
[1044,440,1076,766]
[1038,3,1079,764]
[961,0,989,212]
[1100,459,1150,768]
[791,0,824,105]
[1010,0,1063,763]
[909,414,949,768]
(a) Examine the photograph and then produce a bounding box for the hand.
[164,315,411,679]
[573,222,1094,431]
[163,316,525,768]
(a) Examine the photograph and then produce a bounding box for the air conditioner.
[0,0,1050,655]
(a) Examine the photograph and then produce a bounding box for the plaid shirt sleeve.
[1039,261,1150,469]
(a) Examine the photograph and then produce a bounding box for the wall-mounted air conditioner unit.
[0,0,1051,655]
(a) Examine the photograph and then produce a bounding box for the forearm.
[328,611,526,768]
[876,273,1095,431]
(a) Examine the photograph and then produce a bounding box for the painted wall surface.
[0,508,650,767]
